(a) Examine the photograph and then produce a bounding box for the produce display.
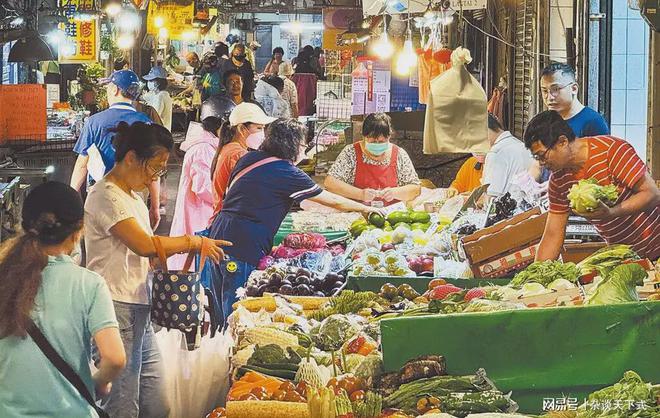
[214,195,659,418]
[567,178,619,213]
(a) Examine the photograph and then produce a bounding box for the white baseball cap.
[229,102,277,127]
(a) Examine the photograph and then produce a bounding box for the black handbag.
[26,318,110,418]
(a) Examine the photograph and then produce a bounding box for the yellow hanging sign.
[147,1,195,41]
[58,0,99,63]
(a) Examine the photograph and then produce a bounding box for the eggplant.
[280,279,292,288]
[245,285,259,297]
[294,284,312,296]
[258,279,269,287]
[278,284,294,295]
[295,276,311,286]
[296,268,311,278]
[256,284,268,296]
[313,291,326,297]
[268,274,282,286]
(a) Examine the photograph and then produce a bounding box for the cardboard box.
[461,208,548,277]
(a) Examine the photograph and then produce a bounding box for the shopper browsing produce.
[0,182,126,418]
[279,62,299,118]
[210,103,276,220]
[524,110,660,261]
[208,119,384,328]
[482,113,534,198]
[84,122,230,417]
[325,113,421,205]
[264,46,287,75]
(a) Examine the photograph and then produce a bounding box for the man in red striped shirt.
[523,111,660,261]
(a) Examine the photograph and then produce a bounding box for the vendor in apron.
[325,113,421,206]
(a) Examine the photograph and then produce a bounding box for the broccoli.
[248,344,301,365]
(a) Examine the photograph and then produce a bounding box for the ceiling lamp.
[8,32,54,62]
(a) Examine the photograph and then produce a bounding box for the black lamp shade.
[8,33,55,63]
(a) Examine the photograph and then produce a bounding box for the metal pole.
[648,30,660,179]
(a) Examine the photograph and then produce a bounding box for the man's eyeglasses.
[532,146,554,162]
[147,164,168,179]
[541,82,574,98]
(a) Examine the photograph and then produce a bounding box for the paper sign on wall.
[0,85,47,142]
[147,1,194,40]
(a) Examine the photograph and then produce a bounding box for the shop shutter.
[512,0,538,138]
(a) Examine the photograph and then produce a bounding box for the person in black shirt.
[219,43,255,101]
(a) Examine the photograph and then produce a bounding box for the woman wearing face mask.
[325,113,421,205]
[210,102,275,223]
[219,43,255,101]
[445,153,485,198]
[169,114,224,270]
[207,119,384,329]
[0,182,126,418]
[143,66,173,132]
[84,122,230,418]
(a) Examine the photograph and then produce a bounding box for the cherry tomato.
[249,386,269,400]
[349,390,365,402]
[428,278,447,290]
[295,381,308,395]
[238,393,258,401]
[272,389,287,401]
[279,381,296,392]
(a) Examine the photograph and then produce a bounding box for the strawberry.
[429,285,461,300]
[464,288,486,302]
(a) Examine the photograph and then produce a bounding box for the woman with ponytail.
[0,182,126,417]
[210,102,275,222]
[168,115,223,270]
[83,121,230,418]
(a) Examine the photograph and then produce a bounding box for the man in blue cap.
[70,69,162,228]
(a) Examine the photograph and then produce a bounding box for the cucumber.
[239,364,297,380]
[248,362,300,372]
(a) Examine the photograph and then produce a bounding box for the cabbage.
[568,178,619,213]
[585,263,645,305]
[547,278,576,291]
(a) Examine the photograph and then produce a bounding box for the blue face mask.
[365,141,389,156]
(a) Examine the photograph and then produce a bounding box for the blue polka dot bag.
[150,236,206,334]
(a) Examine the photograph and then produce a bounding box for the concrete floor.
[155,143,184,236]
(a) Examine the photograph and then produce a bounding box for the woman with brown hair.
[0,182,126,417]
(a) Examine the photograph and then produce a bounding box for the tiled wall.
[610,2,650,158]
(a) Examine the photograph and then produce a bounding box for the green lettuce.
[577,244,640,277]
[577,371,660,418]
[568,178,619,213]
[585,263,645,305]
[510,261,580,288]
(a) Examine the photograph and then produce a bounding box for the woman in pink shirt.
[168,116,223,270]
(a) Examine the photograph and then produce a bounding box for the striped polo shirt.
[548,136,659,260]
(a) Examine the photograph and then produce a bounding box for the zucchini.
[248,362,300,372]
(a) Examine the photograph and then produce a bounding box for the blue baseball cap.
[143,65,168,81]
[99,69,140,90]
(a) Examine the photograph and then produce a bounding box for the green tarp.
[345,275,512,294]
[380,301,660,414]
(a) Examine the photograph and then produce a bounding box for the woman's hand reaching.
[192,236,232,263]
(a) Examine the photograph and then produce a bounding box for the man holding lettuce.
[523,110,660,261]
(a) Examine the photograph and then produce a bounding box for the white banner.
[363,0,486,16]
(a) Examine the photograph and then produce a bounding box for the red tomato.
[427,278,447,291]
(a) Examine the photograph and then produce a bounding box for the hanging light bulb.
[396,39,417,75]
[105,1,122,17]
[371,21,393,60]
[117,33,135,49]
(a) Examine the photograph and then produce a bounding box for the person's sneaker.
[159,205,167,216]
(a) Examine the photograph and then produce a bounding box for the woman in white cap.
[279,62,299,118]
[209,102,276,224]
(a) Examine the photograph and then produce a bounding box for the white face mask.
[147,81,157,91]
[246,130,265,149]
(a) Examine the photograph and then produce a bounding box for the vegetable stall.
[204,182,659,417]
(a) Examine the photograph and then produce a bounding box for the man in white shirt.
[483,113,534,198]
